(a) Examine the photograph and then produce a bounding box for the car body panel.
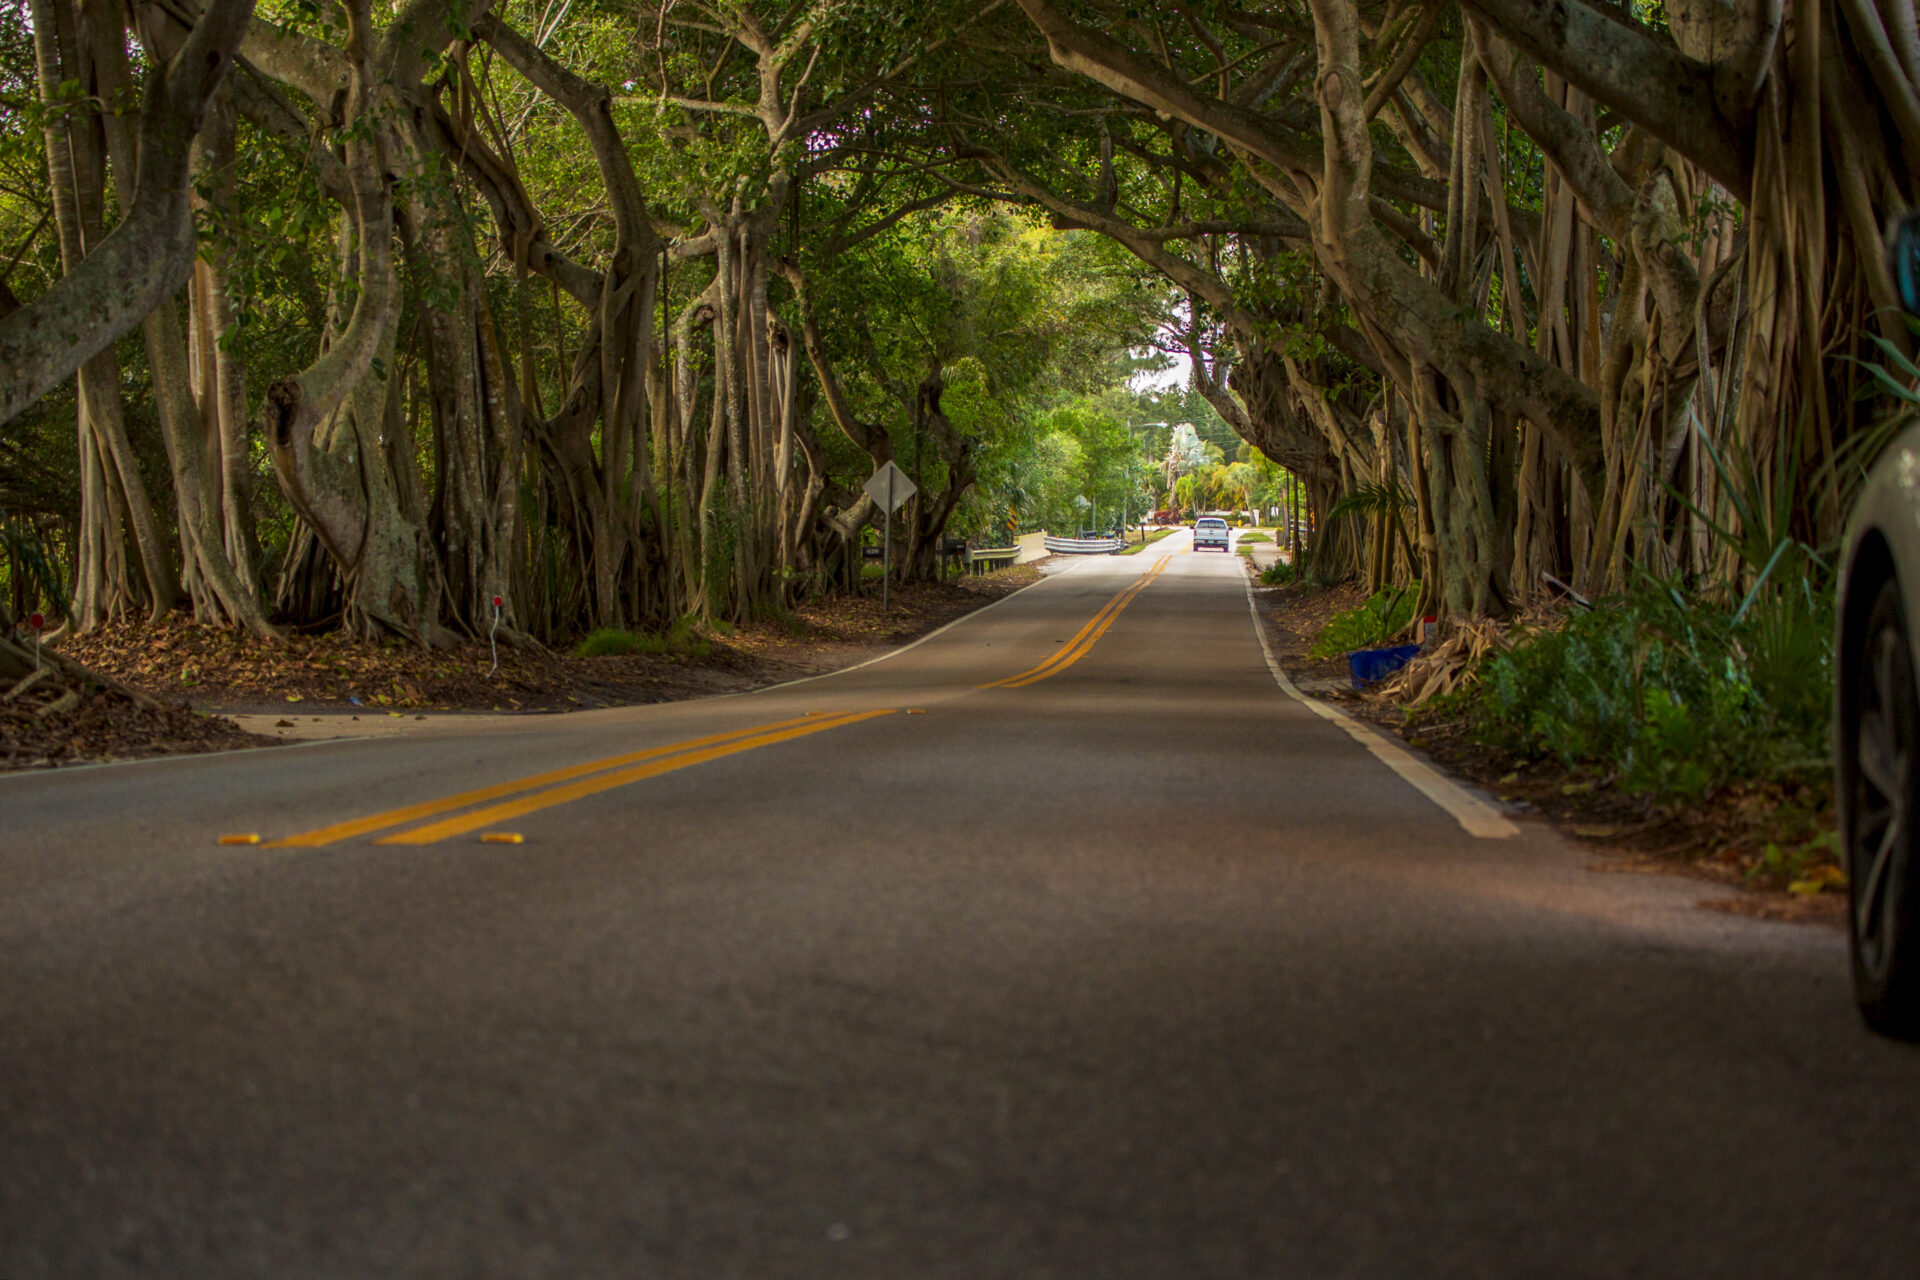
[1841,421,1920,683]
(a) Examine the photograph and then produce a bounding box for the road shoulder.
[1242,561,1843,927]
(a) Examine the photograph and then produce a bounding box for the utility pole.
[1129,419,1174,545]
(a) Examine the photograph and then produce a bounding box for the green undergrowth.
[1455,576,1832,801]
[760,604,812,638]
[1258,560,1295,585]
[1308,584,1421,659]
[572,616,713,659]
[1118,529,1174,555]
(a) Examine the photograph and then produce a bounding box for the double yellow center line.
[262,710,892,848]
[980,554,1172,689]
[248,556,1168,846]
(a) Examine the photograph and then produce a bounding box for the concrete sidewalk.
[1239,531,1284,572]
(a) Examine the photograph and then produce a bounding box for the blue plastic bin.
[1348,644,1420,689]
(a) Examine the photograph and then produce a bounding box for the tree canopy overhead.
[1,0,1908,644]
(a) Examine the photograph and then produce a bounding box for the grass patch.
[572,617,713,659]
[1236,532,1271,544]
[573,629,666,657]
[1118,528,1175,555]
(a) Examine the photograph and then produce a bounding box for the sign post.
[862,461,918,611]
[27,611,44,671]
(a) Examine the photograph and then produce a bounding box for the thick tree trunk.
[28,0,178,627]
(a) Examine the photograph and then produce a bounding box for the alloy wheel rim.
[1855,624,1909,978]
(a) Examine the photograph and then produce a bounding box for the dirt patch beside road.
[1,683,272,772]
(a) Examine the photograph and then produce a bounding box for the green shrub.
[1119,529,1173,555]
[1259,561,1295,586]
[572,616,712,659]
[574,628,662,657]
[1,516,68,622]
[1466,577,1831,799]
[1308,584,1420,658]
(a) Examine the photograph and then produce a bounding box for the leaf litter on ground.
[15,569,1039,770]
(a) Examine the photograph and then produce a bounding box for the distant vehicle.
[1078,529,1099,540]
[1193,516,1231,553]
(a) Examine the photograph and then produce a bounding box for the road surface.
[4,537,1919,1278]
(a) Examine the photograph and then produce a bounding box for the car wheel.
[1848,577,1920,1038]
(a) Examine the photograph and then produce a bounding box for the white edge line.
[713,564,1066,699]
[1241,572,1520,840]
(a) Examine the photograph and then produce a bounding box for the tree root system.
[55,572,1038,717]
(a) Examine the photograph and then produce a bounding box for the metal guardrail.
[966,546,1019,576]
[1042,535,1125,554]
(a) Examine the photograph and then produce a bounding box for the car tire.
[1847,577,1920,1039]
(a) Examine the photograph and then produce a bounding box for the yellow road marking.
[999,566,1161,687]
[375,709,895,846]
[262,714,831,848]
[981,555,1172,689]
[978,558,1159,689]
[976,603,1113,689]
[979,583,1131,689]
[986,555,1169,687]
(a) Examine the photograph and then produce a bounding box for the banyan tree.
[4,0,1916,639]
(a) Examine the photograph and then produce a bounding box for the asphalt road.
[5,536,1920,1278]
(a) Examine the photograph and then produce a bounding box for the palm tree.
[1327,479,1415,591]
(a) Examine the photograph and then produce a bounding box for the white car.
[1193,517,1232,553]
[1837,421,1920,1038]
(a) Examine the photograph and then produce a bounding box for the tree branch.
[0,0,257,428]
[1458,0,1751,198]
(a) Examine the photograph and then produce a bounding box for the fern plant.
[1308,584,1421,658]
[1,514,69,624]
[1327,478,1413,591]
